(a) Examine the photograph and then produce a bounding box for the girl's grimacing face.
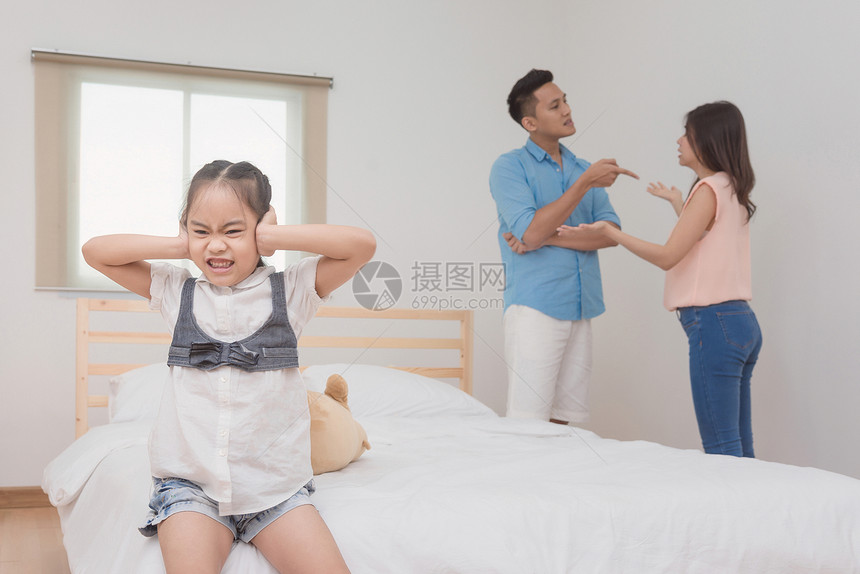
[185,184,261,287]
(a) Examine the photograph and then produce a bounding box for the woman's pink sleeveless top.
[664,172,752,311]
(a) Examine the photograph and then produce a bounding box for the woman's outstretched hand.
[558,221,611,239]
[646,182,683,215]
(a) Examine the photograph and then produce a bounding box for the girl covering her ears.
[566,101,762,458]
[82,160,375,573]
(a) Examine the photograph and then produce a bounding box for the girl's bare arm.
[255,212,376,298]
[81,233,189,298]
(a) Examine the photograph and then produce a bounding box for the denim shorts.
[139,477,315,543]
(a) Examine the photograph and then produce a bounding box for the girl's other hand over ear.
[177,225,191,260]
[257,206,278,257]
[260,205,278,226]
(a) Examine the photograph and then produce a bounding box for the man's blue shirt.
[489,138,621,321]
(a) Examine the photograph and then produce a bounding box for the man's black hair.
[507,69,554,125]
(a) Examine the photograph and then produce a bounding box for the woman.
[567,101,762,457]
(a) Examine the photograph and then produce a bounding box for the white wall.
[2,0,859,485]
[563,1,860,478]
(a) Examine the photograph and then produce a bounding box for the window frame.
[32,49,331,291]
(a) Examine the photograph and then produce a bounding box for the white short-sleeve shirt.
[148,257,327,516]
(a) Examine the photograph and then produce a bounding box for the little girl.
[82,160,375,573]
[566,101,763,457]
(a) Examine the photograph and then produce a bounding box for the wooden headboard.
[75,298,474,438]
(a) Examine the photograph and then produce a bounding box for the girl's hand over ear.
[256,206,278,256]
[260,205,278,226]
[177,225,191,260]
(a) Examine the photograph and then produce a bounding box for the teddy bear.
[307,374,371,475]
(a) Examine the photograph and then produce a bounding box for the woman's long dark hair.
[685,101,756,220]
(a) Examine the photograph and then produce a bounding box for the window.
[33,50,331,290]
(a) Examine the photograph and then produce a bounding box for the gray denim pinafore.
[166,271,300,372]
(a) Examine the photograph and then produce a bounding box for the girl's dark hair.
[507,69,554,125]
[180,160,272,267]
[180,160,272,227]
[685,101,756,220]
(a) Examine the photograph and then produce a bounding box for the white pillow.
[301,363,495,419]
[108,361,495,422]
[108,363,169,423]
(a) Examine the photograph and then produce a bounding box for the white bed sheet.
[44,415,860,573]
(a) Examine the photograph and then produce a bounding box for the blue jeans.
[678,300,762,457]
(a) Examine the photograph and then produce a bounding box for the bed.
[43,298,860,573]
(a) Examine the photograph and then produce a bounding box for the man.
[489,69,638,424]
